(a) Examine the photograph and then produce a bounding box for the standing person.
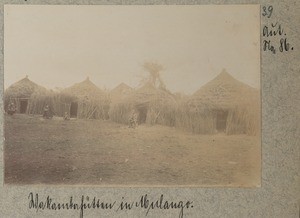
[129,109,138,128]
[48,105,54,119]
[64,111,70,120]
[7,102,16,115]
[43,104,50,119]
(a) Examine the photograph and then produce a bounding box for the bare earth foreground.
[4,114,260,187]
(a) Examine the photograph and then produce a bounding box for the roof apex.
[215,68,235,80]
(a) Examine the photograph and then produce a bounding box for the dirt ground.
[4,114,261,187]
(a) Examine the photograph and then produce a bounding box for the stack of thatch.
[176,69,260,135]
[109,82,177,126]
[62,77,110,119]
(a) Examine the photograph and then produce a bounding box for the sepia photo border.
[0,0,299,217]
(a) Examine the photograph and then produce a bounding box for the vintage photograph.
[4,5,260,186]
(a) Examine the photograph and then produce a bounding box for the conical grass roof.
[128,82,177,106]
[5,76,48,98]
[190,69,259,109]
[62,77,105,100]
[110,83,133,103]
[111,83,132,94]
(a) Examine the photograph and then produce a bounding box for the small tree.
[143,62,166,89]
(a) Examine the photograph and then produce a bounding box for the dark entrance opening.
[70,102,78,118]
[137,106,148,124]
[216,110,228,132]
[20,99,28,114]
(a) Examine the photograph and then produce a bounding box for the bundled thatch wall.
[27,91,75,116]
[175,95,260,136]
[24,91,110,119]
[21,90,111,120]
[225,101,260,136]
[145,99,177,126]
[75,97,110,119]
[175,105,216,134]
[109,100,177,126]
[109,84,177,126]
[109,102,132,125]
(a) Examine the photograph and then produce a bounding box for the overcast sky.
[4,5,260,94]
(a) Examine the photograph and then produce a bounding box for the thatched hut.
[62,77,110,119]
[109,82,177,126]
[4,76,48,114]
[176,69,260,135]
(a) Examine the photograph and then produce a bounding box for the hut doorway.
[20,99,28,114]
[137,106,148,124]
[70,102,78,118]
[216,110,228,132]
